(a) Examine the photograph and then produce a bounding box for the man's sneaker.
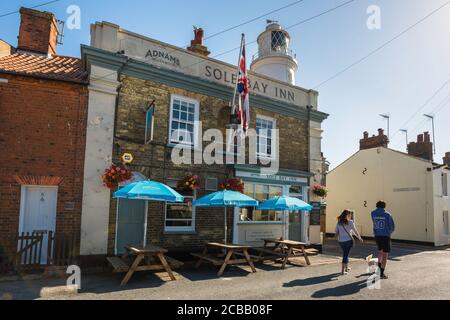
[381,274,389,279]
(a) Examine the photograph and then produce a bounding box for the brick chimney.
[359,129,389,150]
[187,27,210,56]
[443,152,450,167]
[17,7,59,56]
[407,132,433,162]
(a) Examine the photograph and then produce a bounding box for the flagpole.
[231,34,245,115]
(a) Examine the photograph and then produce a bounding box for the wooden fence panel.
[14,231,79,271]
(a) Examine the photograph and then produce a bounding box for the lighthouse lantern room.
[250,20,298,85]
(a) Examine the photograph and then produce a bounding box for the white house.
[326,130,449,246]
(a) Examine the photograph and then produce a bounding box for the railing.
[252,48,297,62]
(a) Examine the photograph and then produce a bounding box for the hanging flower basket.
[176,175,201,192]
[102,162,132,189]
[219,178,244,193]
[312,184,328,198]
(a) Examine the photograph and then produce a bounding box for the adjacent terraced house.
[0,8,88,270]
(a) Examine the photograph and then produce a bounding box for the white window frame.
[164,186,196,233]
[168,95,200,148]
[256,115,277,160]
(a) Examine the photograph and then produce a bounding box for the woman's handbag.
[341,223,356,246]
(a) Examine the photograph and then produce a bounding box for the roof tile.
[0,53,88,84]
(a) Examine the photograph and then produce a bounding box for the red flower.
[177,175,201,191]
[101,162,132,189]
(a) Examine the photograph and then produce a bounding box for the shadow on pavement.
[77,272,167,295]
[283,273,341,288]
[177,261,285,282]
[322,239,442,261]
[311,279,367,298]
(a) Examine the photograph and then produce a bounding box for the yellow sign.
[121,153,134,164]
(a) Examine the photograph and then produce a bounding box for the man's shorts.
[375,236,391,253]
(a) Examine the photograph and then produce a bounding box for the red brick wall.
[0,74,88,260]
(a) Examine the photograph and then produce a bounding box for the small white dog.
[366,254,379,273]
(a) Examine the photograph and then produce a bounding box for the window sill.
[257,155,276,161]
[164,230,197,235]
[237,221,284,225]
[166,143,202,152]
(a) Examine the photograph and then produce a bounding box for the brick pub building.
[0,8,88,267]
[80,21,328,260]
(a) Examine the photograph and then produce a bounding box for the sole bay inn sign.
[138,41,311,105]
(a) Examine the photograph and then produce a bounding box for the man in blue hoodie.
[371,200,395,279]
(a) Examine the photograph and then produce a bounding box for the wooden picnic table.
[191,242,257,277]
[253,239,311,268]
[107,244,183,286]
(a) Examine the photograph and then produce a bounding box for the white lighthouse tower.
[250,21,298,85]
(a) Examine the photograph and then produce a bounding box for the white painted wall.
[433,168,450,246]
[326,148,439,244]
[251,60,296,85]
[80,65,119,255]
[309,120,324,244]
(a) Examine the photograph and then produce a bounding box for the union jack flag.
[236,36,249,132]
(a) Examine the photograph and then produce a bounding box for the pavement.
[1,240,449,300]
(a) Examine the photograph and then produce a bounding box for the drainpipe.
[112,57,129,159]
[306,105,312,193]
[305,105,313,244]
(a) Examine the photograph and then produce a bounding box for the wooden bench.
[107,257,130,273]
[107,256,184,272]
[192,243,257,277]
[293,248,319,256]
[257,239,312,268]
[190,253,223,266]
[165,256,184,269]
[108,245,183,286]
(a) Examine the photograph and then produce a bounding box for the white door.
[442,211,449,245]
[19,186,57,264]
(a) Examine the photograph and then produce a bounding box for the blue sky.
[1,0,449,168]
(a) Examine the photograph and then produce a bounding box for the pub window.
[256,116,276,159]
[169,95,199,147]
[164,186,196,232]
[239,182,283,222]
[145,103,155,144]
[289,185,303,200]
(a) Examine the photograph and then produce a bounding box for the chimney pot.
[407,132,433,162]
[443,152,450,167]
[187,27,210,57]
[360,130,389,150]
